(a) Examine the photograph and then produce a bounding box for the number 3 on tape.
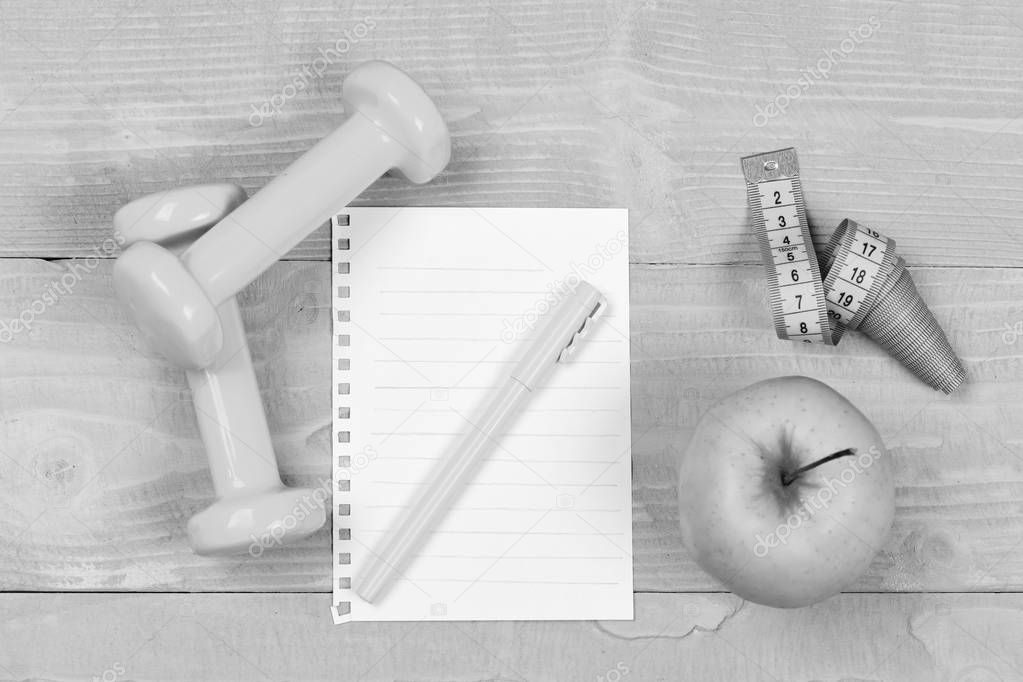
[741,148,832,344]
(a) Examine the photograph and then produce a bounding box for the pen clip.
[511,281,608,389]
[557,296,607,363]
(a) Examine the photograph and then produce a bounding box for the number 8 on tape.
[741,148,832,344]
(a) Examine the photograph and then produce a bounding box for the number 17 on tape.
[741,148,832,344]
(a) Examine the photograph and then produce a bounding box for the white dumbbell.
[113,60,451,369]
[116,183,327,555]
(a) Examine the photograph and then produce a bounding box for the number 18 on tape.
[739,147,967,393]
[741,148,832,344]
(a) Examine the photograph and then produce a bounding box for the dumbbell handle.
[186,298,283,497]
[183,115,404,307]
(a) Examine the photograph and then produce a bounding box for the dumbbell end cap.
[114,241,222,369]
[115,184,248,252]
[188,487,328,556]
[343,60,451,184]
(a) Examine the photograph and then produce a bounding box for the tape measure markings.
[820,218,899,339]
[740,148,967,394]
[741,148,831,344]
[742,149,901,345]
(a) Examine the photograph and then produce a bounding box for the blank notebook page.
[332,208,632,623]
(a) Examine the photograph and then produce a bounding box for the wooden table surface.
[2,0,1022,679]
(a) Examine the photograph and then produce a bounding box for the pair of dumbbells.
[114,61,451,555]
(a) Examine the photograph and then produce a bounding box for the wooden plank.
[1,1,1022,264]
[0,259,1019,593]
[1,592,1021,681]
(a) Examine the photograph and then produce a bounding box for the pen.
[353,280,608,604]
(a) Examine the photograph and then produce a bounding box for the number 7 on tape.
[741,147,833,344]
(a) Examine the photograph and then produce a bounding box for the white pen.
[353,281,608,604]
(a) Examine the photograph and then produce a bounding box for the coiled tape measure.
[820,217,898,341]
[742,147,896,344]
[740,147,967,393]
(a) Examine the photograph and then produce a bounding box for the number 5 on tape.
[741,148,832,344]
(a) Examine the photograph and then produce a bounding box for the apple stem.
[781,448,856,487]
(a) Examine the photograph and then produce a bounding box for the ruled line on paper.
[377,265,545,272]
[371,481,620,488]
[373,385,624,390]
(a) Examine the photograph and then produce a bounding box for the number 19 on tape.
[739,148,967,393]
[741,148,832,344]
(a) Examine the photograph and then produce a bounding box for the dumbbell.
[116,183,327,555]
[113,60,451,369]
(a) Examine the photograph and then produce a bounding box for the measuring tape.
[741,147,967,393]
[819,217,898,342]
[741,148,832,343]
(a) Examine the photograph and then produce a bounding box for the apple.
[677,376,894,608]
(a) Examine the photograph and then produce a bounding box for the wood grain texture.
[1,259,1019,593]
[1,0,1022,265]
[2,592,1021,681]
[3,0,1023,677]
[0,259,331,591]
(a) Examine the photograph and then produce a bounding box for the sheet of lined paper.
[333,208,632,622]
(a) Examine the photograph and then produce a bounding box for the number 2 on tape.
[741,148,832,344]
